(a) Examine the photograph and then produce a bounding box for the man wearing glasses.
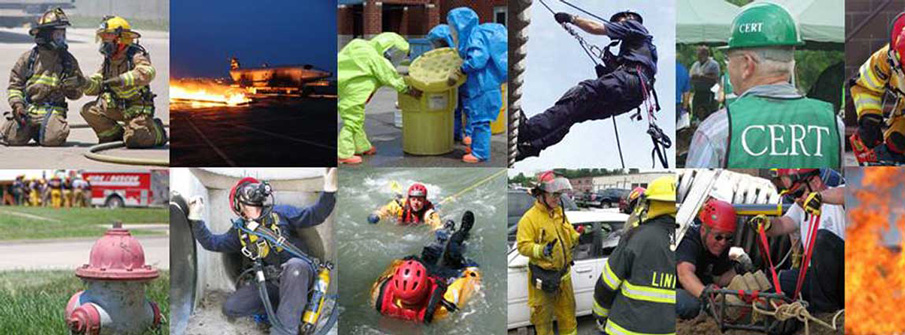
[676,198,739,320]
[747,169,845,313]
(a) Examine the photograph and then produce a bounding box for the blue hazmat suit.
[448,8,507,161]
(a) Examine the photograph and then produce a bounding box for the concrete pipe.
[169,168,336,335]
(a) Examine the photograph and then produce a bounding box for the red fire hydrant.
[65,222,162,334]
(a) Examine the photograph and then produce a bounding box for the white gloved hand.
[323,167,338,193]
[188,196,204,221]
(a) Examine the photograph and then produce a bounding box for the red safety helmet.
[408,183,428,198]
[890,13,905,68]
[699,198,737,233]
[392,260,429,305]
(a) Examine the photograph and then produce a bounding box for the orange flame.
[846,167,905,334]
[169,80,250,108]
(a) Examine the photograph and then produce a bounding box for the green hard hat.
[727,2,803,50]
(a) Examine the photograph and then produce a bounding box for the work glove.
[102,75,125,88]
[405,86,423,99]
[460,210,474,233]
[323,167,338,193]
[554,12,574,24]
[61,75,84,91]
[367,213,380,224]
[698,284,719,314]
[858,114,884,148]
[747,214,771,233]
[543,238,558,258]
[803,192,822,219]
[12,103,27,128]
[187,196,204,222]
[447,67,464,86]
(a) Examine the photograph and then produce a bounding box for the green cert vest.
[726,95,840,168]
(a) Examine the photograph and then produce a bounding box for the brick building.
[337,0,507,46]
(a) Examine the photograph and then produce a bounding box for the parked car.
[507,211,630,330]
[508,189,579,244]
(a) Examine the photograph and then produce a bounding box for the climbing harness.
[536,0,670,168]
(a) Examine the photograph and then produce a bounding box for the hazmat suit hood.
[427,24,455,49]
[368,32,410,57]
[447,7,479,55]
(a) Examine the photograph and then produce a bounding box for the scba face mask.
[37,28,67,50]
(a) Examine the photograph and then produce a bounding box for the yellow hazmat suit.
[336,32,410,161]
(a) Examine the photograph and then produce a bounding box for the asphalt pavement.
[0,234,169,271]
[339,87,508,167]
[0,27,169,168]
[170,97,337,167]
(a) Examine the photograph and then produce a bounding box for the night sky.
[170,0,337,79]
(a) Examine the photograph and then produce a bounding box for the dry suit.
[81,44,167,148]
[594,215,676,335]
[516,200,580,335]
[517,18,657,161]
[337,33,409,160]
[2,46,85,146]
[189,192,335,335]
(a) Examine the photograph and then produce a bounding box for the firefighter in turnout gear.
[593,176,676,335]
[686,2,844,168]
[516,171,582,335]
[81,16,167,148]
[185,169,338,335]
[1,8,87,146]
[850,12,905,163]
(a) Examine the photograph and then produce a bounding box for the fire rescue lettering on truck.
[740,124,831,157]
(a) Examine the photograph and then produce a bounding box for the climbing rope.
[751,300,844,335]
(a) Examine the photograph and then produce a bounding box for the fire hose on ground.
[84,141,170,167]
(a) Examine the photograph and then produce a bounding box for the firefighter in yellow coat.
[81,16,167,148]
[851,13,905,163]
[516,171,583,335]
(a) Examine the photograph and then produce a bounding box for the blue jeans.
[676,288,701,320]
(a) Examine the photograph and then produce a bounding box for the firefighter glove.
[187,195,204,221]
[554,12,574,24]
[543,238,558,258]
[858,114,883,148]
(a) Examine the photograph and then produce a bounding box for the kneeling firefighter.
[1,8,87,146]
[82,16,167,148]
[371,211,479,323]
[594,176,676,335]
[185,168,338,335]
[516,171,586,335]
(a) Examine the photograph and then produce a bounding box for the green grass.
[0,270,170,335]
[0,207,168,241]
[68,16,169,32]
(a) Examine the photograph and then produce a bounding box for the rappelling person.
[81,15,168,148]
[515,9,658,162]
[368,182,443,230]
[686,2,844,168]
[676,198,740,320]
[185,168,337,335]
[850,12,905,164]
[337,32,423,165]
[1,8,87,147]
[594,176,676,334]
[516,171,587,335]
[446,7,508,163]
[746,169,845,313]
[370,210,479,323]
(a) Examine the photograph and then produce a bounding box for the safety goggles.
[713,233,734,243]
[786,178,813,201]
[238,182,273,206]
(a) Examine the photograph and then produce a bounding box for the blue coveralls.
[449,8,507,161]
[517,19,658,160]
[190,192,336,335]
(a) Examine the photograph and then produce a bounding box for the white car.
[507,211,630,330]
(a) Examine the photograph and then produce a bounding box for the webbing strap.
[793,214,821,299]
[757,225,784,298]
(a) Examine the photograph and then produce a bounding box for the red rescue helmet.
[699,198,737,233]
[392,260,429,305]
[408,183,427,198]
[890,13,905,66]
